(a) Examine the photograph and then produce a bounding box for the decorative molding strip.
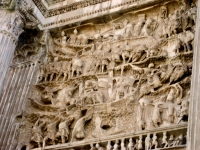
[32,0,109,18]
[0,30,18,43]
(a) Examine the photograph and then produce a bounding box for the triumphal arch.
[0,0,199,149]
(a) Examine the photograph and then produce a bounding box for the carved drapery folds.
[16,0,196,150]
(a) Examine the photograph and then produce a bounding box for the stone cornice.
[32,0,109,18]
[37,0,175,30]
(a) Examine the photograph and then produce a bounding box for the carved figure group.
[28,2,195,149]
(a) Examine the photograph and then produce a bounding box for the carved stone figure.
[134,18,145,36]
[61,31,67,45]
[152,103,163,127]
[151,133,158,149]
[41,86,59,105]
[160,5,168,19]
[172,134,184,146]
[55,117,74,143]
[127,138,134,150]
[106,141,112,150]
[16,1,194,150]
[122,41,132,64]
[111,44,122,63]
[81,80,104,105]
[90,143,98,150]
[140,18,158,36]
[169,10,181,35]
[167,104,174,123]
[56,85,78,107]
[71,108,93,141]
[160,64,174,83]
[31,119,45,148]
[168,135,174,147]
[129,45,146,63]
[162,131,168,147]
[145,133,151,150]
[113,140,119,150]
[188,3,197,25]
[177,100,189,124]
[43,118,59,148]
[124,20,135,38]
[77,33,89,45]
[178,30,194,52]
[96,143,104,150]
[121,139,126,150]
[112,23,125,41]
[169,63,186,85]
[68,29,78,44]
[71,53,84,77]
[138,135,143,150]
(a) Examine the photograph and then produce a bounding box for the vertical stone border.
[187,1,200,150]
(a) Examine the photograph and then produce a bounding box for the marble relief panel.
[17,0,196,149]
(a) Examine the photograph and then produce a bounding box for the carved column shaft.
[0,10,24,96]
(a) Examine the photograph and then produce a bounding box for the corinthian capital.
[16,0,38,29]
[0,0,38,40]
[0,10,24,40]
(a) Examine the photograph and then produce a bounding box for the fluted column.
[0,10,24,97]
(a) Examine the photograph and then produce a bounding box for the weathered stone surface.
[0,0,198,150]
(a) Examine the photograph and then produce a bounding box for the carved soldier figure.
[43,118,59,148]
[124,19,135,38]
[71,53,84,77]
[31,119,45,148]
[68,29,78,44]
[61,31,67,45]
[55,117,74,144]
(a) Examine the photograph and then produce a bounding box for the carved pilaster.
[187,0,200,149]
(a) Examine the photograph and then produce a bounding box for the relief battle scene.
[16,0,196,149]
